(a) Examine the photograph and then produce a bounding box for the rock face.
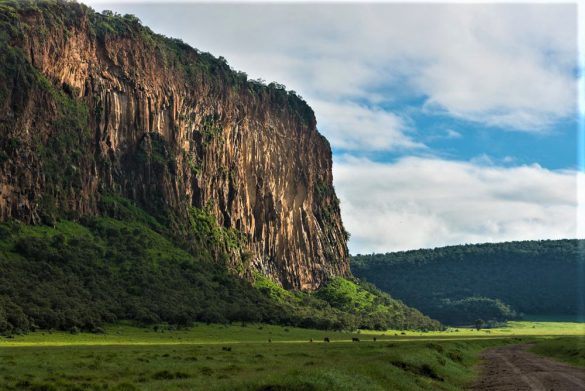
[0,2,350,290]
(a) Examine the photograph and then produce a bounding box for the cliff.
[0,1,350,290]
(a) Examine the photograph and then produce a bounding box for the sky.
[84,1,583,254]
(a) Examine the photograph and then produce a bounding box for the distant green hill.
[351,240,585,326]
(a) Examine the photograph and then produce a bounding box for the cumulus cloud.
[334,156,579,254]
[413,5,577,131]
[311,100,424,152]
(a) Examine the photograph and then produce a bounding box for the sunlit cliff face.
[0,3,349,290]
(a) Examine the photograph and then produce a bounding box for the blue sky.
[84,2,582,253]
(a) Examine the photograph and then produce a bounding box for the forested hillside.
[0,196,440,334]
[351,240,584,325]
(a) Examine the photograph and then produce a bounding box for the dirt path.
[469,344,585,390]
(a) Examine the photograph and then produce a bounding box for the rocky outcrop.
[0,1,349,290]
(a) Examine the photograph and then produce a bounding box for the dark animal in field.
[373,337,377,342]
[324,337,330,342]
[268,339,272,343]
[310,339,313,343]
[222,346,232,352]
[352,337,360,342]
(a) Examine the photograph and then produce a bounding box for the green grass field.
[0,322,582,390]
[530,337,585,367]
[2,321,581,348]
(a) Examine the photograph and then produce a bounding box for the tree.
[475,319,484,331]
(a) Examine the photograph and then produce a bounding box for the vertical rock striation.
[0,1,349,289]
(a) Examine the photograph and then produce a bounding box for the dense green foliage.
[0,217,279,334]
[0,196,439,335]
[0,323,523,391]
[254,275,441,331]
[315,278,440,330]
[435,297,517,326]
[351,240,585,325]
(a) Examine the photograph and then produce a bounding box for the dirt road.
[469,344,585,390]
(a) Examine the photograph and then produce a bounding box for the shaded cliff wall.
[0,1,349,289]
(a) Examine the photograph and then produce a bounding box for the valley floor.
[0,322,582,390]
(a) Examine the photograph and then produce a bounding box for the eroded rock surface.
[0,2,349,289]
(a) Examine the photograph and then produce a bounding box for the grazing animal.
[268,339,272,343]
[352,337,360,342]
[310,339,313,343]
[324,337,330,343]
[373,337,377,342]
[222,346,232,352]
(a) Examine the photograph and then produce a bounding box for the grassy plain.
[530,337,585,367]
[0,321,582,390]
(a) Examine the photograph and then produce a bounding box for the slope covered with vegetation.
[0,196,440,335]
[351,240,584,325]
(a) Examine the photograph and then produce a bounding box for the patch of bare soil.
[468,344,585,391]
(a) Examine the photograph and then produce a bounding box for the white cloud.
[311,100,424,152]
[334,156,580,253]
[413,5,577,131]
[445,129,462,139]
